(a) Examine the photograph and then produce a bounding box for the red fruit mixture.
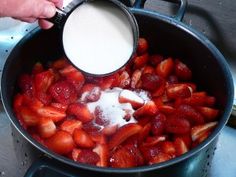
[13,38,219,168]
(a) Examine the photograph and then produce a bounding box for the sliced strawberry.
[156,57,174,78]
[142,65,155,75]
[45,130,75,155]
[137,116,151,126]
[119,89,144,108]
[50,102,68,112]
[161,92,172,103]
[31,133,45,145]
[49,80,77,105]
[109,146,136,168]
[59,65,77,75]
[94,106,110,126]
[102,124,118,136]
[108,123,142,150]
[34,69,55,93]
[60,119,82,135]
[139,123,152,142]
[142,135,167,147]
[80,83,97,95]
[205,96,216,107]
[148,152,172,165]
[176,104,205,125]
[123,109,133,121]
[13,94,24,111]
[37,117,56,138]
[119,70,131,88]
[174,137,188,156]
[158,105,175,115]
[51,58,69,70]
[32,62,44,75]
[84,75,103,85]
[196,106,219,121]
[166,84,192,99]
[77,149,100,165]
[18,74,34,95]
[71,148,82,161]
[19,106,40,126]
[173,134,192,149]
[133,53,149,69]
[165,117,190,134]
[82,122,102,135]
[67,102,94,123]
[37,106,66,122]
[73,128,95,148]
[181,92,209,106]
[149,54,163,67]
[30,99,45,112]
[137,38,149,55]
[99,75,118,90]
[151,113,167,136]
[16,94,44,112]
[191,122,217,141]
[123,134,139,147]
[90,133,107,144]
[134,101,158,118]
[160,141,176,156]
[151,81,166,97]
[184,83,197,92]
[93,144,109,167]
[141,73,164,91]
[140,146,161,162]
[131,69,142,89]
[111,73,121,88]
[175,59,192,80]
[125,144,144,166]
[152,97,163,107]
[80,85,101,102]
[195,130,211,144]
[191,91,206,96]
[64,70,85,92]
[36,92,52,105]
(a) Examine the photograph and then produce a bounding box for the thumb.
[38,3,56,18]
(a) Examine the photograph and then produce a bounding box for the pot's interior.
[1,10,234,175]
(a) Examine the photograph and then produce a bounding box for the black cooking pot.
[1,0,234,177]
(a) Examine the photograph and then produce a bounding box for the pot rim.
[1,9,234,173]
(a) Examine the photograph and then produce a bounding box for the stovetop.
[0,0,236,177]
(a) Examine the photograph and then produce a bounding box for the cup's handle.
[47,0,84,28]
[47,8,67,28]
[132,0,188,21]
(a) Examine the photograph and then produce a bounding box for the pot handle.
[24,156,79,177]
[228,99,236,128]
[132,0,188,21]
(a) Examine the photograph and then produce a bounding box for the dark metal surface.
[1,103,236,177]
[145,0,236,92]
[0,0,236,177]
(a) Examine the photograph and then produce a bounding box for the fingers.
[38,19,54,29]
[50,0,64,8]
[14,17,37,23]
[37,0,64,29]
[36,1,57,18]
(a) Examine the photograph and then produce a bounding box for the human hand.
[0,0,63,29]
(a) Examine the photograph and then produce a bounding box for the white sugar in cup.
[62,0,139,76]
